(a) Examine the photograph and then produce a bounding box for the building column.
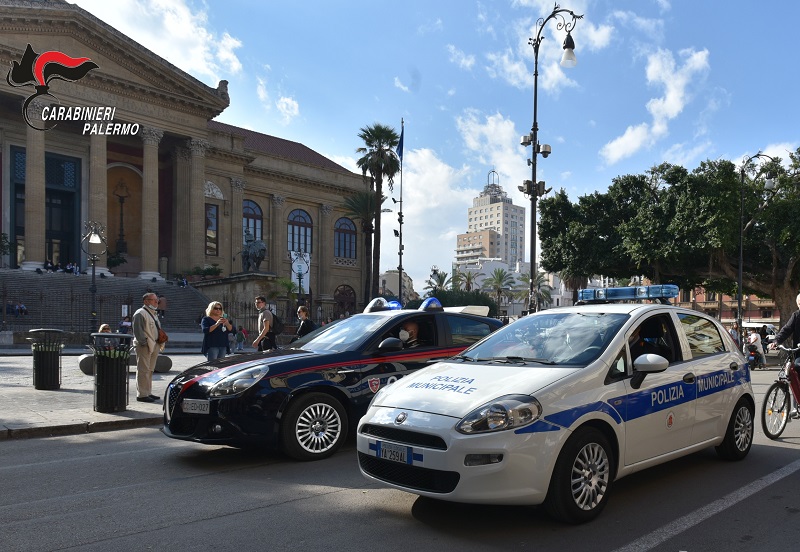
[139,126,164,280]
[87,132,111,276]
[230,178,245,273]
[172,145,191,275]
[317,203,332,301]
[20,100,46,271]
[271,195,285,275]
[188,139,209,269]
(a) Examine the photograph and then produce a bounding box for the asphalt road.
[1,371,798,552]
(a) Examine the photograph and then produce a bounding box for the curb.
[1,416,162,441]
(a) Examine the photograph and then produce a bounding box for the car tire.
[281,392,348,461]
[544,427,614,524]
[715,397,754,460]
[761,382,790,440]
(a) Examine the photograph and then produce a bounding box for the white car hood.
[373,361,579,418]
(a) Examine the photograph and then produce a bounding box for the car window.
[380,315,437,349]
[677,313,725,357]
[628,314,681,364]
[299,314,387,352]
[446,315,494,347]
[462,312,629,366]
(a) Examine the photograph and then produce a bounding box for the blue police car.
[162,298,502,460]
[357,285,755,523]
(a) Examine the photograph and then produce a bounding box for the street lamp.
[737,153,776,347]
[288,249,309,307]
[80,221,108,332]
[522,3,582,313]
[113,179,130,254]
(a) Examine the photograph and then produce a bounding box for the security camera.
[539,144,552,158]
[520,134,532,147]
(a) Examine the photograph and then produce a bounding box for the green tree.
[515,272,553,311]
[343,190,378,308]
[276,276,298,316]
[356,123,400,300]
[538,150,800,323]
[405,289,499,317]
[0,232,11,268]
[424,270,451,295]
[482,268,515,306]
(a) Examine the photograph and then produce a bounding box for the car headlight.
[456,395,542,434]
[210,366,269,397]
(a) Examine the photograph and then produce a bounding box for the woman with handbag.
[200,301,233,361]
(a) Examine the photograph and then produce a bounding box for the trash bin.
[27,329,65,390]
[90,332,132,413]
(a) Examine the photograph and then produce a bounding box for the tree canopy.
[538,149,800,323]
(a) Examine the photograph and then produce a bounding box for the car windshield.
[290,314,388,352]
[461,311,629,366]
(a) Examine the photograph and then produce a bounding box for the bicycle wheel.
[761,382,790,439]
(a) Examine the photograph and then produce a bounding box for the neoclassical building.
[0,0,366,315]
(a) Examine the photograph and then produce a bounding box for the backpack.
[271,314,285,335]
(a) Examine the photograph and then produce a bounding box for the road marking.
[614,458,800,552]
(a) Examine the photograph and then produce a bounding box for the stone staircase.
[0,269,211,347]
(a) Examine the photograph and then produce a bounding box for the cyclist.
[770,292,800,352]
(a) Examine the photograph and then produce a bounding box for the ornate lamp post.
[289,249,309,307]
[113,179,130,254]
[737,153,776,347]
[80,221,108,332]
[520,4,582,313]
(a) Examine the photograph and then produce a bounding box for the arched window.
[334,217,357,259]
[243,200,263,241]
[287,209,312,253]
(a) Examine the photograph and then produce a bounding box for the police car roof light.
[419,297,444,311]
[577,284,679,304]
[364,297,402,313]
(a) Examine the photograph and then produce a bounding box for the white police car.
[356,285,754,523]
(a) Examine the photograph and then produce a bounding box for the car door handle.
[683,373,695,384]
[337,369,357,374]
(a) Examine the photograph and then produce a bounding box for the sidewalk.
[0,350,209,440]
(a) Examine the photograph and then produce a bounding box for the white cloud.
[662,141,713,168]
[447,44,476,70]
[394,77,410,93]
[256,77,269,104]
[417,18,443,35]
[600,47,710,165]
[71,0,243,85]
[276,96,299,124]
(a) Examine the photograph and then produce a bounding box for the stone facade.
[0,0,366,316]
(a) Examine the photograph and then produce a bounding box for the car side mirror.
[378,337,404,352]
[630,353,669,389]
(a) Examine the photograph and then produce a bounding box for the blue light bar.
[578,285,679,302]
[419,297,444,311]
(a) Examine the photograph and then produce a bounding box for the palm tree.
[482,268,515,306]
[424,270,452,296]
[461,270,483,292]
[521,272,553,310]
[356,123,400,300]
[343,190,377,307]
[276,276,298,317]
[559,271,589,305]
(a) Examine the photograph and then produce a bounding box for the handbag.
[147,310,168,344]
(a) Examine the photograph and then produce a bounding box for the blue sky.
[71,0,799,292]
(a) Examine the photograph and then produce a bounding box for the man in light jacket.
[133,292,161,403]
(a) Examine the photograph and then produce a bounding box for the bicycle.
[761,345,800,439]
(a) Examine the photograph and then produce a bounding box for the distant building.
[455,170,526,268]
[379,269,418,305]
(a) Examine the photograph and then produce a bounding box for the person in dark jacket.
[771,293,800,350]
[295,305,316,340]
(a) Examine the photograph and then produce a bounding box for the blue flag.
[397,126,404,161]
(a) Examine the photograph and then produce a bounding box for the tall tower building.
[455,170,526,267]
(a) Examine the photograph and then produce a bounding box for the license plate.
[181,399,210,415]
[378,441,410,464]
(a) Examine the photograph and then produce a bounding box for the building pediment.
[0,0,229,122]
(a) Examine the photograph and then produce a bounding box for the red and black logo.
[6,44,98,130]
